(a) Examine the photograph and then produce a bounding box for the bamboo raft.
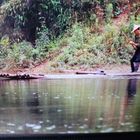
[0,73,45,80]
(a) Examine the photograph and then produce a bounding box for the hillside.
[0,0,140,74]
[26,12,131,74]
[4,12,131,74]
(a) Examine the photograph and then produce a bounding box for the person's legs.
[134,62,140,72]
[130,52,140,72]
[130,57,139,72]
[130,58,135,72]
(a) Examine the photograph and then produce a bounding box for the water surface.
[0,77,140,134]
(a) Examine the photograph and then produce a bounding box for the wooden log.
[75,71,106,75]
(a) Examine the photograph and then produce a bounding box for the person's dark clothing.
[130,35,140,72]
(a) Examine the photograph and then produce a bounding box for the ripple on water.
[17,126,24,131]
[57,109,62,112]
[64,124,68,128]
[100,128,114,133]
[46,125,56,130]
[84,118,88,121]
[6,130,15,134]
[64,96,72,99]
[54,96,60,99]
[25,123,42,130]
[33,125,41,130]
[67,131,78,133]
[7,123,16,127]
[98,117,104,121]
[79,124,88,129]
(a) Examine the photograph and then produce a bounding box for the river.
[0,77,140,134]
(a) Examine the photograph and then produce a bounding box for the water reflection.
[26,92,43,114]
[127,79,137,98]
[0,78,140,134]
[126,79,140,131]
[119,79,137,127]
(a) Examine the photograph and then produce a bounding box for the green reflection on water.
[0,78,140,134]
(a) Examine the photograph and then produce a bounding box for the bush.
[7,41,33,67]
[0,36,10,59]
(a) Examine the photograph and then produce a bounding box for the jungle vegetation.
[0,0,140,71]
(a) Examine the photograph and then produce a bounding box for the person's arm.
[129,40,137,49]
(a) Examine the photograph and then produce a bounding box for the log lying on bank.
[0,73,45,80]
[75,70,106,75]
[75,71,140,78]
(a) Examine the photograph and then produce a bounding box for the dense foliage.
[1,0,135,42]
[0,0,140,71]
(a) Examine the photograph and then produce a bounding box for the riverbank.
[0,64,131,75]
[34,64,131,74]
[2,64,140,81]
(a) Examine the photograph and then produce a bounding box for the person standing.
[129,24,140,72]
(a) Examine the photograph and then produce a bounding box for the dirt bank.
[24,64,131,74]
[0,63,136,75]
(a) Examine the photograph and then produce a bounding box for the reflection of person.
[119,79,137,123]
[26,92,42,114]
[129,25,140,72]
[127,79,137,98]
